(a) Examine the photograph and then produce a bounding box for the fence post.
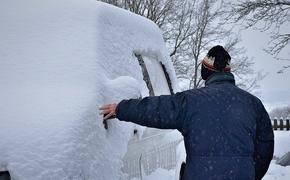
[273,118,278,130]
[280,117,284,130]
[286,117,290,131]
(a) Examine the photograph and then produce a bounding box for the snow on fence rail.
[122,137,183,180]
[271,117,290,131]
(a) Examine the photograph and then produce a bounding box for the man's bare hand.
[99,103,117,120]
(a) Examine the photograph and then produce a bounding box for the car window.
[135,54,173,96]
[135,54,155,96]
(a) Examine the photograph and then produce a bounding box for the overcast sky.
[238,26,290,111]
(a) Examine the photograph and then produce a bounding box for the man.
[100,45,274,180]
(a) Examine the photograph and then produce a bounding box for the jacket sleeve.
[254,104,274,180]
[115,92,186,131]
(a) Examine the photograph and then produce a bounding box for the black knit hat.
[201,45,231,80]
[202,45,231,72]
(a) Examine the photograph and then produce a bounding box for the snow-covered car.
[0,0,179,179]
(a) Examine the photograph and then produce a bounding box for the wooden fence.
[271,117,290,131]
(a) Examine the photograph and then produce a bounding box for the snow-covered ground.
[131,168,175,180]
[264,161,290,180]
[263,131,290,180]
[272,131,290,158]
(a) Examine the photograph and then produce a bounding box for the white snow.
[131,168,175,180]
[264,161,290,180]
[96,2,178,93]
[122,130,183,180]
[174,140,186,180]
[0,1,177,179]
[272,131,290,158]
[263,131,290,180]
[142,56,171,95]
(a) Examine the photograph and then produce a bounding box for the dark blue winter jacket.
[116,72,274,180]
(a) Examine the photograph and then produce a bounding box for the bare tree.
[99,0,175,27]
[99,0,196,58]
[226,0,290,66]
[277,65,290,73]
[102,0,119,6]
[99,0,262,93]
[187,0,218,89]
[224,37,265,93]
[170,0,222,89]
[172,0,262,92]
[164,0,196,57]
[270,105,290,118]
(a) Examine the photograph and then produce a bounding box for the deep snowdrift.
[0,0,177,179]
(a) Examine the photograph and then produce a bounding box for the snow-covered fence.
[122,137,183,179]
[142,140,180,175]
[271,117,290,131]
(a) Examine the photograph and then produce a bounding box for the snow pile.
[264,161,290,180]
[263,131,290,180]
[276,152,290,166]
[0,0,177,179]
[272,131,290,158]
[142,168,175,180]
[131,168,175,180]
[174,140,186,180]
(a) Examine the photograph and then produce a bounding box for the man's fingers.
[99,103,117,120]
[104,112,114,120]
[99,109,111,115]
[99,104,111,110]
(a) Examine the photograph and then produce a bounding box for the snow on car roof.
[97,1,178,92]
[0,0,178,179]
